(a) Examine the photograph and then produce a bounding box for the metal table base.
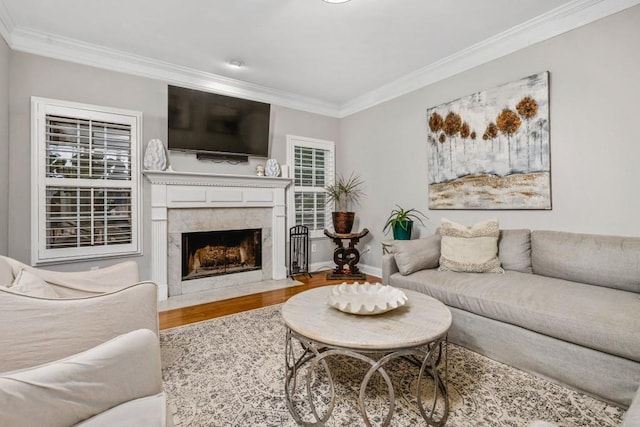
[284,327,449,427]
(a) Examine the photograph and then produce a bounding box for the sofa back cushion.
[531,230,640,293]
[498,229,532,273]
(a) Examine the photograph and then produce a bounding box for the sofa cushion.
[389,269,640,362]
[498,229,532,273]
[392,234,441,275]
[0,328,162,427]
[531,231,640,293]
[439,218,503,273]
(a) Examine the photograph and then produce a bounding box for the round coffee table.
[282,286,452,427]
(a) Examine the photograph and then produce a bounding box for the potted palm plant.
[325,172,365,234]
[383,205,428,240]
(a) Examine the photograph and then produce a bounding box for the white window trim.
[31,97,143,265]
[286,135,335,240]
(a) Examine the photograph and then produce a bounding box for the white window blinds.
[32,98,142,264]
[287,136,335,238]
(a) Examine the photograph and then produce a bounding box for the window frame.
[30,97,143,265]
[286,135,335,239]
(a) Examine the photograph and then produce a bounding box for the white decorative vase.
[265,158,280,177]
[143,139,168,171]
[327,282,408,315]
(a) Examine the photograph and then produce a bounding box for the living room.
[0,1,639,426]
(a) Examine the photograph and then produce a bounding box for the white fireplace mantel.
[144,170,291,300]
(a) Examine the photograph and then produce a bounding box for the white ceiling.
[0,0,638,116]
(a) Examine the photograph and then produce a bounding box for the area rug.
[160,305,625,426]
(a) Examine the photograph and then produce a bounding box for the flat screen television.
[168,85,271,160]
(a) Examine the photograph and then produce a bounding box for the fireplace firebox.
[182,229,262,280]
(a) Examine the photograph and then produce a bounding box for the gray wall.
[8,5,639,277]
[339,5,640,271]
[0,37,9,256]
[7,52,339,276]
[270,106,340,269]
[8,52,166,275]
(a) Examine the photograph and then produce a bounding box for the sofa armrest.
[0,281,159,372]
[382,253,399,285]
[623,385,640,427]
[0,329,163,427]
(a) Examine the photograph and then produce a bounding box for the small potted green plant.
[325,172,365,234]
[383,205,428,240]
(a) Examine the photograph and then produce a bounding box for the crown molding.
[0,0,14,45]
[8,26,342,117]
[1,0,638,118]
[337,0,640,117]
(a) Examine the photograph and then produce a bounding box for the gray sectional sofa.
[382,229,640,409]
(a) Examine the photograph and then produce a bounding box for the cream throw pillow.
[439,218,504,273]
[9,268,60,298]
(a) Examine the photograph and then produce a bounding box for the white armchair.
[0,256,169,426]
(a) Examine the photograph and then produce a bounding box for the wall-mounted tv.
[168,85,271,161]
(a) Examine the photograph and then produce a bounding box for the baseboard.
[359,264,382,280]
[308,262,334,274]
[308,262,381,280]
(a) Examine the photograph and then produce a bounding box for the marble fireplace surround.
[144,170,291,301]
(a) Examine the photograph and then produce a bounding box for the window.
[31,97,142,264]
[286,135,335,239]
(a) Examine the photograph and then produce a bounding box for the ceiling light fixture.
[228,60,245,69]
[322,0,351,3]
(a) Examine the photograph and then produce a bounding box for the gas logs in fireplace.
[181,229,262,280]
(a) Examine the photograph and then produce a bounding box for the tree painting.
[425,71,550,210]
[516,96,539,168]
[483,122,499,152]
[443,112,461,173]
[496,108,521,171]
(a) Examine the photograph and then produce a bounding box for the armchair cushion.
[0,329,162,427]
[9,268,60,298]
[0,256,140,297]
[0,257,13,286]
[76,393,168,427]
[0,281,159,373]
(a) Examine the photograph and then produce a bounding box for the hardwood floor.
[159,272,380,330]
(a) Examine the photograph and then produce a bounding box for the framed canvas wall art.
[426,71,550,209]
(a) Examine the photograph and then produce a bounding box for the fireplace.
[144,170,290,300]
[182,229,262,281]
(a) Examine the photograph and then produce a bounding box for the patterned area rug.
[160,305,624,426]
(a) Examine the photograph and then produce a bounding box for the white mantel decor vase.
[265,158,281,177]
[143,139,168,171]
